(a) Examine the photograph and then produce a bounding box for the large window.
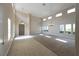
[59,24,75,34]
[65,24,72,34]
[60,25,64,33]
[42,26,48,32]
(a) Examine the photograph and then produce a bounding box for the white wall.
[42,7,76,39]
[30,15,42,35]
[15,11,42,36]
[76,4,79,55]
[15,11,31,36]
[0,4,4,56]
[0,4,15,56]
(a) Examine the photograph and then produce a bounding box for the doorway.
[19,24,25,36]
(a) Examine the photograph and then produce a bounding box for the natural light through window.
[67,8,75,14]
[60,25,64,33]
[15,35,34,40]
[48,16,52,19]
[45,36,52,38]
[42,26,48,32]
[43,18,46,21]
[65,24,72,34]
[8,18,11,41]
[40,34,44,36]
[56,13,62,17]
[56,38,67,43]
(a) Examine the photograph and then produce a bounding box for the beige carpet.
[34,35,75,56]
[8,36,57,56]
[8,35,75,56]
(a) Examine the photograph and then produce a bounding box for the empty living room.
[0,0,79,58]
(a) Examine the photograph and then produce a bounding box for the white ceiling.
[14,3,76,18]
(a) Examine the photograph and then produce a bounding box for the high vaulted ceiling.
[14,3,76,18]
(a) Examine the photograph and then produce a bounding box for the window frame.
[59,25,65,33]
[65,24,72,34]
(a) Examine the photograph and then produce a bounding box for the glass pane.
[67,8,75,14]
[56,13,62,17]
[42,26,48,32]
[66,24,72,34]
[60,25,64,31]
[60,25,64,33]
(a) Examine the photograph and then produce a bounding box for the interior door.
[19,24,25,36]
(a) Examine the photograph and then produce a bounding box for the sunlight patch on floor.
[56,38,67,43]
[39,34,44,36]
[39,34,67,43]
[15,35,34,40]
[39,34,52,38]
[45,36,52,38]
